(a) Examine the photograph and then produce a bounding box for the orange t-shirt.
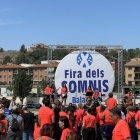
[107,98,117,109]
[35,136,55,140]
[34,124,41,139]
[103,109,113,123]
[96,106,101,114]
[112,120,131,140]
[126,112,135,123]
[93,91,100,98]
[50,88,55,94]
[136,110,140,129]
[83,115,96,129]
[61,87,67,93]
[59,112,69,118]
[38,106,55,126]
[98,112,104,125]
[45,87,51,95]
[77,109,86,118]
[60,128,71,140]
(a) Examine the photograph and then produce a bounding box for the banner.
[55,51,115,104]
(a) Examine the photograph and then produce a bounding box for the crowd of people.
[0,85,139,140]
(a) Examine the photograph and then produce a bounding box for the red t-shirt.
[96,106,101,114]
[38,106,55,127]
[107,98,117,109]
[77,109,86,118]
[136,110,140,129]
[103,109,113,123]
[112,120,131,140]
[50,88,55,94]
[126,112,135,123]
[83,115,96,129]
[98,112,104,125]
[59,112,69,118]
[60,128,71,140]
[35,136,55,140]
[61,87,67,93]
[93,91,100,98]
[34,124,41,139]
[45,87,51,95]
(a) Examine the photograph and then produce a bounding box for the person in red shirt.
[45,84,51,101]
[34,118,41,140]
[77,103,86,121]
[35,123,55,140]
[98,105,105,140]
[38,98,55,127]
[126,106,136,140]
[107,93,117,109]
[93,88,100,100]
[82,108,97,140]
[96,102,105,114]
[136,110,140,140]
[50,84,55,104]
[126,91,133,105]
[101,108,115,140]
[110,107,131,140]
[59,105,69,118]
[59,116,71,140]
[61,84,68,106]
[86,86,93,100]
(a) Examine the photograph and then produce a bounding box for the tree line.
[1,45,140,64]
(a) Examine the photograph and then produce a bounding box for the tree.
[13,70,32,103]
[108,50,118,58]
[7,85,13,92]
[20,44,27,53]
[129,86,138,99]
[40,78,48,94]
[37,85,41,94]
[2,55,11,64]
[0,48,4,52]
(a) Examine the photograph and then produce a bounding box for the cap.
[22,106,28,110]
[12,106,17,110]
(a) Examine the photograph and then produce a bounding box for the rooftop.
[125,61,140,67]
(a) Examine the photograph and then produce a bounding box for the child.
[34,117,41,139]
[0,114,6,140]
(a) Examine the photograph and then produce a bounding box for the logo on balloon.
[77,52,93,68]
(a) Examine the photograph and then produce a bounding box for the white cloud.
[0,21,23,25]
[0,8,13,13]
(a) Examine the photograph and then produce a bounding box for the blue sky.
[0,0,140,51]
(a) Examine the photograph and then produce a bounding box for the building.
[123,57,140,94]
[0,62,59,86]
[111,60,126,74]
[27,43,48,52]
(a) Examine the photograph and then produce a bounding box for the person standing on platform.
[93,88,100,100]
[61,84,68,106]
[45,84,51,101]
[86,86,93,100]
[50,84,55,104]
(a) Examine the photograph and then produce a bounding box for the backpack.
[0,121,3,131]
[10,115,19,131]
[128,113,136,132]
[39,137,52,140]
[70,121,78,134]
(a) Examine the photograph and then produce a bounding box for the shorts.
[51,95,54,98]
[62,95,67,99]
[0,132,5,135]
